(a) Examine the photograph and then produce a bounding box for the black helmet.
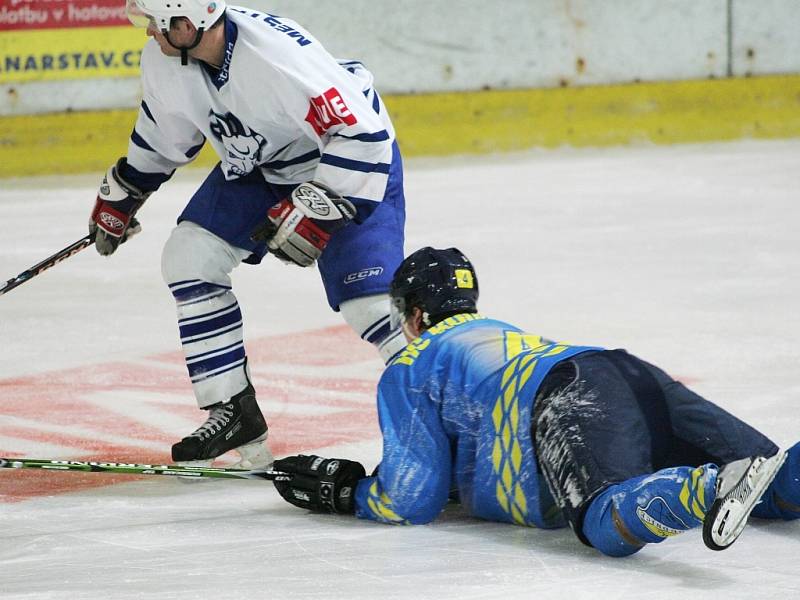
[389,247,479,328]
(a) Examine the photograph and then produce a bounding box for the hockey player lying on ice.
[272,247,800,557]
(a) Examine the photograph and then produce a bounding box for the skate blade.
[173,458,215,484]
[228,434,274,470]
[702,451,787,551]
[174,434,273,482]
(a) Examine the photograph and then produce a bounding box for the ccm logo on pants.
[344,267,383,285]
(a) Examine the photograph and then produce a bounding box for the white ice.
[1,140,799,599]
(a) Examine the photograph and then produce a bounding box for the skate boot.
[172,382,274,470]
[703,451,787,551]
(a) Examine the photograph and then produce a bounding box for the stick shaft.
[0,457,286,481]
[0,235,94,297]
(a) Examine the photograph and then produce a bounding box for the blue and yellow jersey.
[354,314,600,528]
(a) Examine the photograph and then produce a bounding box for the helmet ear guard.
[389,247,479,329]
[389,295,407,330]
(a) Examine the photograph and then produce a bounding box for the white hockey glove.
[251,182,356,267]
[89,158,150,256]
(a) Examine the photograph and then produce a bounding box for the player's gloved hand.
[89,158,151,256]
[250,182,356,267]
[272,454,366,514]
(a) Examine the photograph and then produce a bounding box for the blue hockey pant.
[532,349,789,556]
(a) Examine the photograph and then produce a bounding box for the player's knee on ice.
[581,465,717,557]
[531,350,724,557]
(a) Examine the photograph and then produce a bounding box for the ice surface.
[1,140,799,599]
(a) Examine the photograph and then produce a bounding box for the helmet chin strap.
[163,27,205,66]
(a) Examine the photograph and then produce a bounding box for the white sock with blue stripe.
[162,221,252,408]
[340,294,407,363]
[170,281,249,408]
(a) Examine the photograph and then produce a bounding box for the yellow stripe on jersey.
[679,465,711,520]
[365,481,408,524]
[492,332,578,526]
[491,351,537,526]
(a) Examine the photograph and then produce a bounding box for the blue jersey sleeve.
[354,367,451,524]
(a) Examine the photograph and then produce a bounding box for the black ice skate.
[702,451,787,551]
[171,383,273,470]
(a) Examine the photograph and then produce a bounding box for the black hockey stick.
[0,457,288,481]
[0,234,94,297]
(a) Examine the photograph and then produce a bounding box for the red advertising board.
[0,0,144,82]
[0,0,129,31]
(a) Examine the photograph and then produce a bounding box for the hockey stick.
[0,234,94,297]
[0,457,288,481]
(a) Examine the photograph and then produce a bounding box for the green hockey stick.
[0,457,288,481]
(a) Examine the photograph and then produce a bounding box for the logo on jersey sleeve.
[305,87,358,136]
[208,110,267,177]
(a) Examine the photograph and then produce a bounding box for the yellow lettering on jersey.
[392,337,431,366]
[503,331,571,362]
[504,332,546,360]
[392,313,486,367]
[427,313,484,336]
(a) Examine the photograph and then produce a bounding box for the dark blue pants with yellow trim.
[533,349,798,556]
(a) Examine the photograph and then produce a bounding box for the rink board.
[0,74,799,177]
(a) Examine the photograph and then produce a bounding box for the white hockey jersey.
[127,7,396,203]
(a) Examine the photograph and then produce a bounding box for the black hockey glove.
[273,454,366,514]
[250,182,356,267]
[89,158,151,256]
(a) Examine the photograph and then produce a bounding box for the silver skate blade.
[702,451,787,551]
[174,434,272,480]
[229,434,273,470]
[175,459,214,468]
[174,458,215,483]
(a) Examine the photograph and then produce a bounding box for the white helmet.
[126,0,225,31]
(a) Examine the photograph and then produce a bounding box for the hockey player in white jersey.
[88,0,408,468]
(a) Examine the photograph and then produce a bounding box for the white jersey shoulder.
[127,7,395,202]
